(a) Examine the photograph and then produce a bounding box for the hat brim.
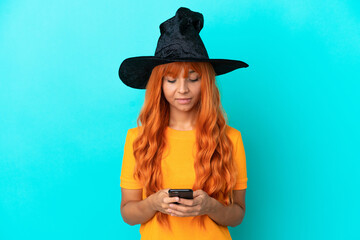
[118,56,249,89]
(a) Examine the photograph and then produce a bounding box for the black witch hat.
[118,7,249,89]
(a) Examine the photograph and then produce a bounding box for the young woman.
[118,7,249,240]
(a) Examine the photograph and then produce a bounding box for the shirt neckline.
[165,126,196,139]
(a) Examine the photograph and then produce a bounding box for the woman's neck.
[168,108,197,131]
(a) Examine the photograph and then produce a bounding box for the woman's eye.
[166,78,198,83]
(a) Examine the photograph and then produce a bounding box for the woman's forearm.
[207,197,245,227]
[121,194,156,226]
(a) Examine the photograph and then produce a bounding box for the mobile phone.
[168,189,193,204]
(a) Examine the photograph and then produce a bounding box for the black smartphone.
[168,189,193,204]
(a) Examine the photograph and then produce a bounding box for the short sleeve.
[120,129,143,189]
[233,131,248,190]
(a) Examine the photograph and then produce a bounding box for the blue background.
[1,0,359,239]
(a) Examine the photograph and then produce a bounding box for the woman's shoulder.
[126,126,142,136]
[225,124,242,142]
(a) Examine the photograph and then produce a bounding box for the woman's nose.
[178,79,189,93]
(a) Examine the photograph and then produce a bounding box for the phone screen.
[168,189,193,200]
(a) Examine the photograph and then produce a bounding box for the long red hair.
[132,61,238,231]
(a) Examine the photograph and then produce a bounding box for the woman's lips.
[176,98,191,104]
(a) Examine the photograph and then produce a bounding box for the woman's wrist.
[206,196,244,227]
[146,193,156,212]
[207,196,220,215]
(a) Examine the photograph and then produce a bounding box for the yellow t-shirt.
[120,125,248,240]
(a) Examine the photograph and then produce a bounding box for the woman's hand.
[149,188,180,215]
[167,190,214,217]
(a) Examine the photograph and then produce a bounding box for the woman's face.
[162,67,201,114]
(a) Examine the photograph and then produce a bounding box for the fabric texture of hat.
[118,7,249,89]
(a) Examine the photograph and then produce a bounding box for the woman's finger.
[163,196,179,204]
[193,190,203,197]
[169,203,194,213]
[178,198,195,206]
[169,208,185,217]
[168,205,199,217]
